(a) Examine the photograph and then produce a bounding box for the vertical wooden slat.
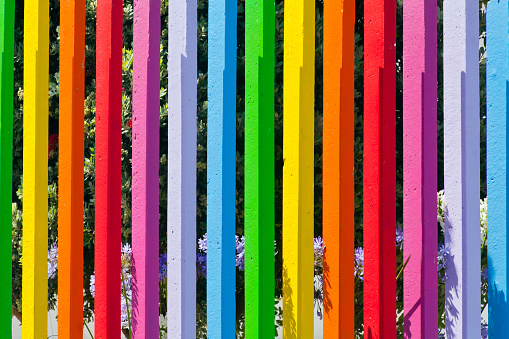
[443,0,480,336]
[363,0,396,337]
[132,0,160,337]
[282,0,314,336]
[402,0,437,337]
[58,0,86,336]
[22,0,49,336]
[244,0,275,334]
[167,0,197,335]
[207,0,237,334]
[95,0,123,336]
[486,0,507,336]
[0,0,14,336]
[322,0,355,337]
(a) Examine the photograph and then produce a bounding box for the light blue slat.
[487,0,509,336]
[207,0,237,335]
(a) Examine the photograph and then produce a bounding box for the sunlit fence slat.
[95,0,123,337]
[244,0,275,336]
[0,0,14,336]
[167,0,197,335]
[443,0,480,336]
[131,0,161,336]
[363,0,397,337]
[402,0,437,337]
[207,0,237,335]
[22,0,50,336]
[322,0,355,337]
[282,0,315,336]
[487,0,508,336]
[57,0,85,337]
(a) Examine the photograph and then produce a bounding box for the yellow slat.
[22,0,49,336]
[282,0,315,336]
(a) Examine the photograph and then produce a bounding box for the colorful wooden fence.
[0,0,504,337]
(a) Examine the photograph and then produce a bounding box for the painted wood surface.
[487,0,508,336]
[0,0,14,336]
[402,0,437,337]
[95,0,123,337]
[363,0,396,337]
[322,0,355,337]
[443,0,480,337]
[132,0,160,337]
[207,0,237,335]
[244,0,275,336]
[167,0,197,335]
[282,0,314,336]
[58,0,86,337]
[22,0,49,336]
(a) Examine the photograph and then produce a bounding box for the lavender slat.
[443,0,480,336]
[167,0,197,335]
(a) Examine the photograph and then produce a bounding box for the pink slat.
[131,0,161,336]
[403,0,437,337]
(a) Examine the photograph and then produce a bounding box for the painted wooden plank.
[402,0,437,337]
[322,0,355,337]
[282,0,314,336]
[363,0,396,337]
[486,0,508,336]
[0,0,14,336]
[131,0,160,337]
[22,0,49,336]
[166,0,197,335]
[244,0,275,335]
[443,0,480,337]
[58,0,86,337]
[207,0,237,334]
[95,0,123,337]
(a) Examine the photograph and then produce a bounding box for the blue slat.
[487,0,509,336]
[207,0,237,335]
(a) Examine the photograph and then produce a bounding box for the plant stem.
[396,255,411,281]
[84,319,94,339]
[121,269,132,339]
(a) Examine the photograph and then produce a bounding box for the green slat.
[0,0,15,335]
[244,0,275,336]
